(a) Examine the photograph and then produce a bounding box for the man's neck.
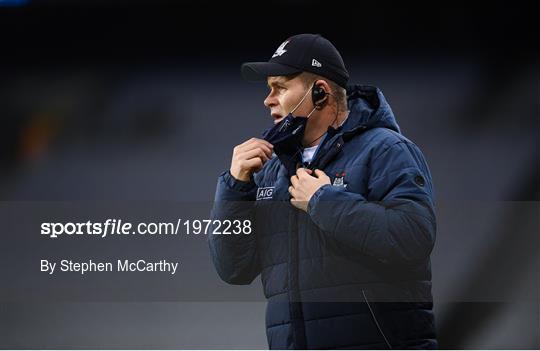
[302,109,349,148]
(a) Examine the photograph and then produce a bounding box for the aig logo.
[256,187,275,200]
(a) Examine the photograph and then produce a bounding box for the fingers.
[296,167,315,180]
[241,148,271,163]
[240,157,264,172]
[313,169,326,178]
[247,143,273,159]
[233,139,273,167]
[290,168,313,192]
[238,138,273,153]
[290,175,299,188]
[288,185,297,198]
[289,174,299,198]
[230,138,273,182]
[235,141,273,160]
[293,168,328,184]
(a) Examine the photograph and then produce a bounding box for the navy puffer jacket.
[209,85,438,349]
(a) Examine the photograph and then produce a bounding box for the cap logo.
[272,40,289,58]
[312,59,322,67]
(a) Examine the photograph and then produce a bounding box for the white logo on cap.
[312,59,322,67]
[272,40,289,58]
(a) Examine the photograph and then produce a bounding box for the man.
[209,33,438,349]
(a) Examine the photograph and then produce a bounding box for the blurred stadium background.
[0,0,538,348]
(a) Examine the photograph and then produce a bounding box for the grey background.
[0,0,539,348]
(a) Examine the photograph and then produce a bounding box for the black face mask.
[261,84,317,156]
[262,113,308,156]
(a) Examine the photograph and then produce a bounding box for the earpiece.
[289,81,329,118]
[311,82,328,107]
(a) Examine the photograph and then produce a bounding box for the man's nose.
[264,94,277,108]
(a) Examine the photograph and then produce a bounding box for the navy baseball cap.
[241,33,349,89]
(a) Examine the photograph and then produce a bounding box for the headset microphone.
[265,81,331,139]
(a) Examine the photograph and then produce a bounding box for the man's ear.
[316,79,331,92]
[313,79,331,108]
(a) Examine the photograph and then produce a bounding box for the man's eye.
[268,86,286,93]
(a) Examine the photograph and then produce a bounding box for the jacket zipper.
[288,207,307,348]
[362,289,393,349]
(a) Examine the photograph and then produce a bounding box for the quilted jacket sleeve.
[208,170,261,284]
[307,140,436,263]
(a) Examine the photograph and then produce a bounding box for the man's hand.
[230,138,274,182]
[289,168,331,212]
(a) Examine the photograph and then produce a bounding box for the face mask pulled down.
[262,87,317,156]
